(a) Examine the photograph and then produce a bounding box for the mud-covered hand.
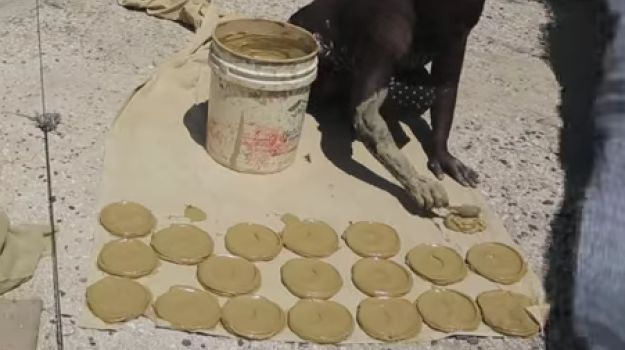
[404,174,450,210]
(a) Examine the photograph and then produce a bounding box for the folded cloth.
[118,0,212,30]
[0,211,50,295]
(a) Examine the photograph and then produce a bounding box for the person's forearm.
[430,34,467,152]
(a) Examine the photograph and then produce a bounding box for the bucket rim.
[213,18,320,64]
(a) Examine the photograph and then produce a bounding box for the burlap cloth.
[0,210,50,295]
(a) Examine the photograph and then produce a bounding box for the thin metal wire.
[34,0,64,348]
[35,0,47,112]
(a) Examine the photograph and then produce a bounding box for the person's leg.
[574,2,625,348]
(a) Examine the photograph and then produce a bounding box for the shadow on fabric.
[183,101,209,147]
[540,0,612,348]
[305,77,438,216]
[182,88,434,215]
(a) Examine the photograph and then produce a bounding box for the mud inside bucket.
[206,19,319,174]
[213,19,319,63]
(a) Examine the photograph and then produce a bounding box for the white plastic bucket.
[206,19,319,174]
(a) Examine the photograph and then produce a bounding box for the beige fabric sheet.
[78,3,547,343]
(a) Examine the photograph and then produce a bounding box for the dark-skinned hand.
[428,150,479,188]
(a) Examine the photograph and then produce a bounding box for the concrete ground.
[0,0,591,349]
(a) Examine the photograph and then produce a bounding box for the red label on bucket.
[206,117,302,172]
[241,124,298,158]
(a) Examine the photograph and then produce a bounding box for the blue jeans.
[574,1,625,348]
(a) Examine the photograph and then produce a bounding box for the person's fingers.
[459,166,474,188]
[416,196,426,210]
[431,154,479,188]
[431,184,449,208]
[423,193,434,210]
[457,162,479,187]
[441,188,449,207]
[428,161,445,180]
[466,167,479,188]
[432,192,444,208]
[449,163,470,187]
[410,189,425,209]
